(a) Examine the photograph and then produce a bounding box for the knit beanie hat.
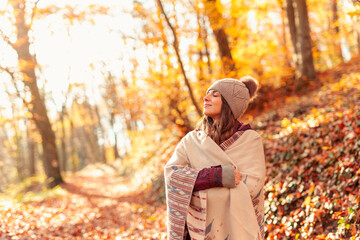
[206,76,259,119]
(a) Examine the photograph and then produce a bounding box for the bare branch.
[156,0,202,117]
[0,66,16,80]
[0,66,30,106]
[0,29,15,50]
[29,0,41,27]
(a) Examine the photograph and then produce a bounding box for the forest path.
[0,172,167,240]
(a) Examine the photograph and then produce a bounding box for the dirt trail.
[0,173,167,240]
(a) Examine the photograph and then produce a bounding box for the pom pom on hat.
[240,75,258,100]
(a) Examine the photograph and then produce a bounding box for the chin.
[203,112,211,117]
[204,114,214,119]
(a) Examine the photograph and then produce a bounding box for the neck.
[211,116,220,124]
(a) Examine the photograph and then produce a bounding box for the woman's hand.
[233,166,241,185]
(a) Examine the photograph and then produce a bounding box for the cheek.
[216,99,222,112]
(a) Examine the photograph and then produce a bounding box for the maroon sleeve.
[193,165,223,191]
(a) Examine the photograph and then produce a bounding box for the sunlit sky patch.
[0,0,144,119]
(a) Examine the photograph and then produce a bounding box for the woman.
[164,77,265,240]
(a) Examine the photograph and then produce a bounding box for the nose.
[204,94,209,102]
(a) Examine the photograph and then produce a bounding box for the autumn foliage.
[1,0,360,239]
[259,72,360,239]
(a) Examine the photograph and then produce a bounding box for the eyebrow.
[207,90,218,94]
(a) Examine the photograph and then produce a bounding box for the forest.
[0,0,359,239]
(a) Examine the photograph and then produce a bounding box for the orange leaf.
[308,184,315,195]
[351,224,357,236]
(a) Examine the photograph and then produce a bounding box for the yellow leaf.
[281,118,291,128]
[347,9,360,18]
[336,112,343,117]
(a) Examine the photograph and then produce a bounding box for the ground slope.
[258,72,360,239]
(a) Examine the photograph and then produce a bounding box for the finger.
[235,173,240,185]
[236,172,241,185]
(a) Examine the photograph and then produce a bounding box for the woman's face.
[203,90,222,121]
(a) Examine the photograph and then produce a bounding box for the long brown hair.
[197,96,236,145]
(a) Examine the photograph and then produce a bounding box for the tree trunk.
[94,105,107,163]
[157,0,202,117]
[83,101,102,163]
[154,4,194,135]
[331,0,343,62]
[10,0,63,188]
[286,0,300,72]
[280,0,293,69]
[69,119,78,173]
[202,18,213,76]
[196,10,205,83]
[110,112,121,160]
[353,15,360,54]
[295,0,316,81]
[60,106,67,172]
[78,124,96,165]
[194,2,213,85]
[358,30,360,55]
[14,125,25,181]
[27,125,36,176]
[347,1,359,53]
[204,0,235,76]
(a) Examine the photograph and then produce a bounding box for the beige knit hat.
[207,76,259,119]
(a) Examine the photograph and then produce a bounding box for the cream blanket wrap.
[165,130,265,240]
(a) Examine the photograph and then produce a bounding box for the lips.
[204,104,211,108]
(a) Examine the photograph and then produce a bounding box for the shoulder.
[184,129,198,138]
[182,130,202,142]
[179,130,206,147]
[243,129,262,139]
[237,129,263,144]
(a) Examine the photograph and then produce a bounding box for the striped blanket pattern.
[167,166,199,240]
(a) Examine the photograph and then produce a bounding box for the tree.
[278,0,293,70]
[286,0,316,84]
[190,0,213,87]
[286,0,300,71]
[26,123,37,176]
[103,72,121,160]
[331,0,343,62]
[156,0,202,117]
[203,0,235,76]
[295,0,316,81]
[4,0,63,188]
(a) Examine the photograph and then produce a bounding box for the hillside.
[258,71,360,239]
